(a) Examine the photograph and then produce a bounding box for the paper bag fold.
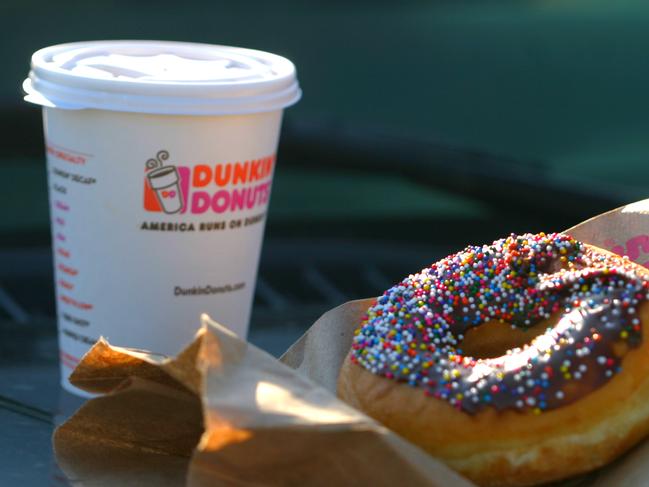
[55,315,472,486]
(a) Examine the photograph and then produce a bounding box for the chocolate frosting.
[351,233,649,414]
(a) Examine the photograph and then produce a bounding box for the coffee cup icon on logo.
[147,165,183,214]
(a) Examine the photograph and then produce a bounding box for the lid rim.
[23,80,302,116]
[24,40,301,115]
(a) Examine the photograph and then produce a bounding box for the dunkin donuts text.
[144,155,274,215]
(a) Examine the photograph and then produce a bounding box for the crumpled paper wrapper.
[55,198,649,486]
[55,314,471,486]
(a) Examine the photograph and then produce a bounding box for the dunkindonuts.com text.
[174,282,245,296]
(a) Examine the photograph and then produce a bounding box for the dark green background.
[4,0,649,241]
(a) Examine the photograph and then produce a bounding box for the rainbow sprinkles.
[351,233,649,414]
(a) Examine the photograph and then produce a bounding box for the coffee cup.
[23,40,301,393]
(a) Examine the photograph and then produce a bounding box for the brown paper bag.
[55,315,472,486]
[55,198,649,486]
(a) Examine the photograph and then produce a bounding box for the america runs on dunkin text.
[351,233,649,414]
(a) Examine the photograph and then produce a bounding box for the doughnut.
[337,233,649,486]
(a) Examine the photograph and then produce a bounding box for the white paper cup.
[23,40,301,394]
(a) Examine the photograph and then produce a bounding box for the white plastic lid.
[23,40,301,115]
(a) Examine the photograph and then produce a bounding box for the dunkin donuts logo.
[143,150,274,215]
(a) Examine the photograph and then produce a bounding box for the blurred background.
[3,0,649,347]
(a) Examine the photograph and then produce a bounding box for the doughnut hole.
[459,320,550,359]
[459,314,634,408]
[612,340,629,357]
